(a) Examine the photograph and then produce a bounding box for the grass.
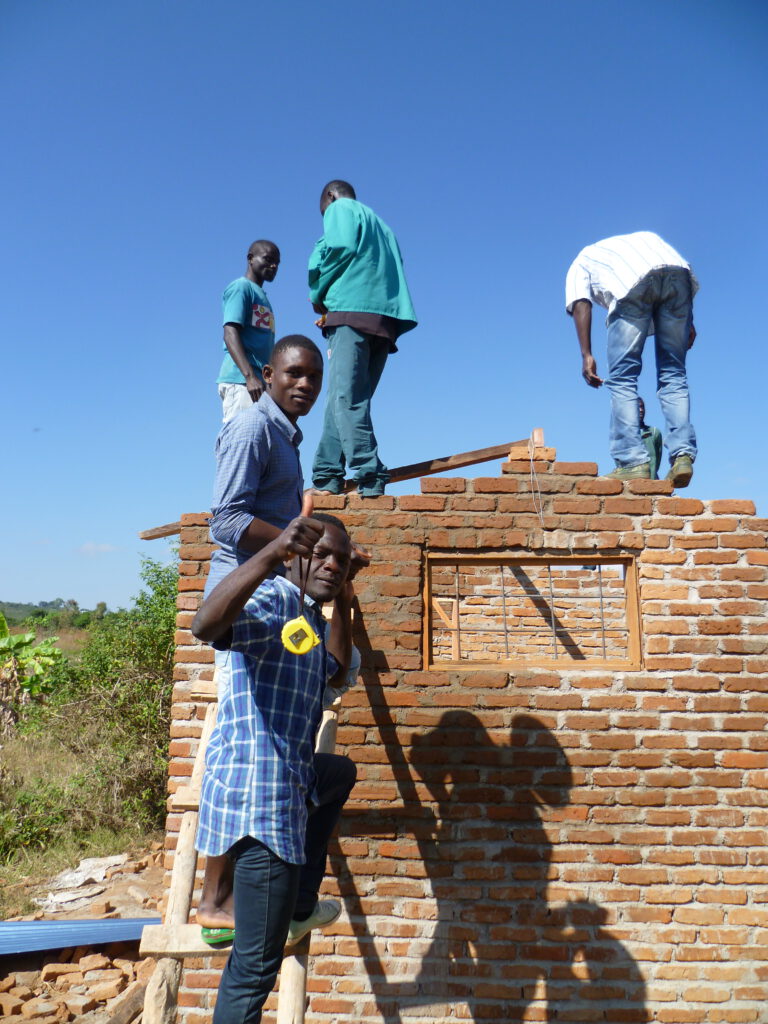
[0,558,177,921]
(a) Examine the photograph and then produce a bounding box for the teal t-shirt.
[217,277,275,385]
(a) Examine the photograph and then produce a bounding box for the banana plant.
[0,612,62,735]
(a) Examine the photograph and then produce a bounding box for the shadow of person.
[400,712,646,1023]
[545,900,648,1024]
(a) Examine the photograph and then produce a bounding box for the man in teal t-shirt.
[308,180,416,497]
[217,240,280,423]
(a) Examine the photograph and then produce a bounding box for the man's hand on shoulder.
[688,323,697,350]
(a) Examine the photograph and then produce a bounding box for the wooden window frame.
[423,552,642,671]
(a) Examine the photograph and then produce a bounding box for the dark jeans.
[312,325,390,494]
[212,753,356,1024]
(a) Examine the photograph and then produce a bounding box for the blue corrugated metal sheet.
[0,917,161,956]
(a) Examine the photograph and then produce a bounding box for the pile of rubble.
[1,846,169,1023]
[25,850,163,919]
[0,948,156,1023]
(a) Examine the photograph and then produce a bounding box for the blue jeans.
[312,326,390,495]
[212,753,356,1024]
[605,267,697,468]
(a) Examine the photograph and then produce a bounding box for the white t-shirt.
[565,231,698,316]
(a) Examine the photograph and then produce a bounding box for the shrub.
[0,557,178,865]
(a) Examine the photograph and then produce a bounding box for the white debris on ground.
[2,844,168,1023]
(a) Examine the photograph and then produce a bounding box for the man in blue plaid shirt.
[193,510,357,1024]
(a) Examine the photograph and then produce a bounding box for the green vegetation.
[0,614,64,735]
[0,558,177,912]
[0,598,108,630]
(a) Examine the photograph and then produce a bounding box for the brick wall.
[167,450,768,1024]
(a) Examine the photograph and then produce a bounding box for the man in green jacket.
[308,180,417,497]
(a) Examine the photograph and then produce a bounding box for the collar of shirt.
[280,574,325,623]
[257,391,303,449]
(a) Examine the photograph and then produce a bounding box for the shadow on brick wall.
[333,621,648,1023]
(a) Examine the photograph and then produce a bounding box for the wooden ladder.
[140,675,341,1024]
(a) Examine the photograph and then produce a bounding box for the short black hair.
[247,239,279,258]
[311,512,348,535]
[270,334,322,364]
[320,180,356,202]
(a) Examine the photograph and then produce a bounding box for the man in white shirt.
[565,231,698,487]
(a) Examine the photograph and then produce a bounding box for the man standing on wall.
[309,180,417,497]
[565,231,698,486]
[217,240,280,423]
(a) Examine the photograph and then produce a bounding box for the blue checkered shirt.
[207,391,303,592]
[196,576,339,863]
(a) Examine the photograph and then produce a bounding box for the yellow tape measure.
[281,551,321,655]
[281,615,321,655]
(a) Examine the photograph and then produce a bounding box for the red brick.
[576,478,623,494]
[473,477,520,492]
[398,495,447,511]
[552,461,598,475]
[311,492,346,509]
[710,500,757,515]
[657,498,705,516]
[502,458,551,473]
[551,497,600,514]
[420,476,467,493]
[627,479,674,494]
[447,496,497,511]
[603,497,653,514]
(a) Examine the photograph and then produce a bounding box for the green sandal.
[201,926,235,945]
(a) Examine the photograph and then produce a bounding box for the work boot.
[667,454,694,489]
[605,463,651,481]
[286,899,342,945]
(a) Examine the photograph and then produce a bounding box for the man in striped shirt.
[565,231,698,487]
[193,511,357,1024]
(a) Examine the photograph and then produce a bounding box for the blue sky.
[1,0,766,609]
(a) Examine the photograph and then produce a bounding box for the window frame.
[423,552,643,671]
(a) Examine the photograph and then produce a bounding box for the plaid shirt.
[196,576,339,863]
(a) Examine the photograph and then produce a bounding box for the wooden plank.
[190,703,218,792]
[139,924,314,961]
[164,812,198,928]
[139,521,183,540]
[625,558,643,670]
[140,923,230,958]
[190,679,218,702]
[140,433,547,536]
[277,935,311,1024]
[343,440,525,492]
[169,786,199,812]
[431,598,455,628]
[169,698,217,810]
